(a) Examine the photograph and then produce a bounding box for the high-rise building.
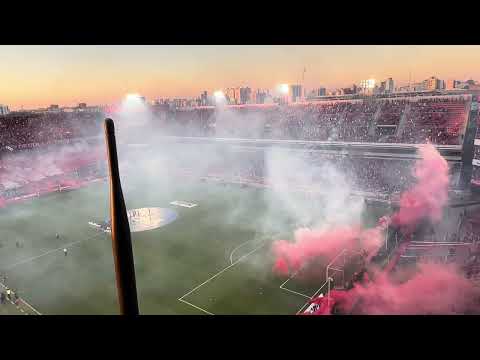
[290,84,302,102]
[234,88,241,104]
[359,79,376,94]
[384,78,394,93]
[446,80,460,90]
[225,88,236,104]
[253,89,269,104]
[423,76,442,91]
[316,87,326,96]
[0,105,9,115]
[200,91,208,106]
[240,87,252,104]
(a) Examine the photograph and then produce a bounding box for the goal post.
[325,248,365,307]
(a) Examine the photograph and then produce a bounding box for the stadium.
[1,89,480,315]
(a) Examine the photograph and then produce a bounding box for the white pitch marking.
[280,287,311,299]
[178,299,214,315]
[178,241,267,314]
[0,281,42,315]
[5,232,104,271]
[229,240,256,265]
[296,281,329,314]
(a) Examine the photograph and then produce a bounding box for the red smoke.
[272,212,389,276]
[272,144,480,314]
[331,263,480,315]
[272,143,449,277]
[272,226,363,275]
[391,143,449,229]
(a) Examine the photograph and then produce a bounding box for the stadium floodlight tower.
[278,83,289,104]
[122,93,147,114]
[213,90,227,108]
[104,118,139,315]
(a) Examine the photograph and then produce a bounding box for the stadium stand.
[156,94,471,144]
[0,111,103,151]
[0,94,471,207]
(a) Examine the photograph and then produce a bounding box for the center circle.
[126,207,178,232]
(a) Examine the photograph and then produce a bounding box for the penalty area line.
[178,299,214,315]
[280,286,311,300]
[229,239,257,265]
[279,267,311,300]
[178,241,267,315]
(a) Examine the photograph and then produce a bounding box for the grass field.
[0,174,385,315]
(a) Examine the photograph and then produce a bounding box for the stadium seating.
[0,112,103,150]
[0,94,470,205]
[158,95,470,145]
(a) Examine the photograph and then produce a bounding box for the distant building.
[225,88,236,104]
[289,84,302,102]
[240,87,252,104]
[446,80,461,90]
[234,88,241,104]
[455,80,480,90]
[48,104,62,113]
[173,98,189,108]
[78,103,87,109]
[0,105,10,115]
[253,89,269,104]
[396,85,411,92]
[359,79,376,95]
[310,87,327,97]
[412,82,426,91]
[384,78,394,93]
[200,91,208,106]
[423,76,442,91]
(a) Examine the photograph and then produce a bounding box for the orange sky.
[1,45,480,110]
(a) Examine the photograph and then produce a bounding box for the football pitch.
[0,176,384,315]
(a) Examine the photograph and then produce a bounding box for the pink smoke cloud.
[391,143,449,229]
[272,226,364,275]
[272,218,389,276]
[272,143,450,277]
[272,143,480,314]
[332,263,480,315]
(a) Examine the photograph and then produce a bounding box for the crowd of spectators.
[165,147,433,196]
[0,111,103,151]
[0,143,105,200]
[399,96,469,145]
[0,95,470,150]
[154,95,470,145]
[0,94,469,204]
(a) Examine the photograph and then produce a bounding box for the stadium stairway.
[395,103,411,139]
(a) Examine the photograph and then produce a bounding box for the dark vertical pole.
[104,118,139,315]
[459,96,478,190]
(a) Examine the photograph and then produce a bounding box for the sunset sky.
[1,45,480,110]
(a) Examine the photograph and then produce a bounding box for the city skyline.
[2,45,480,110]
